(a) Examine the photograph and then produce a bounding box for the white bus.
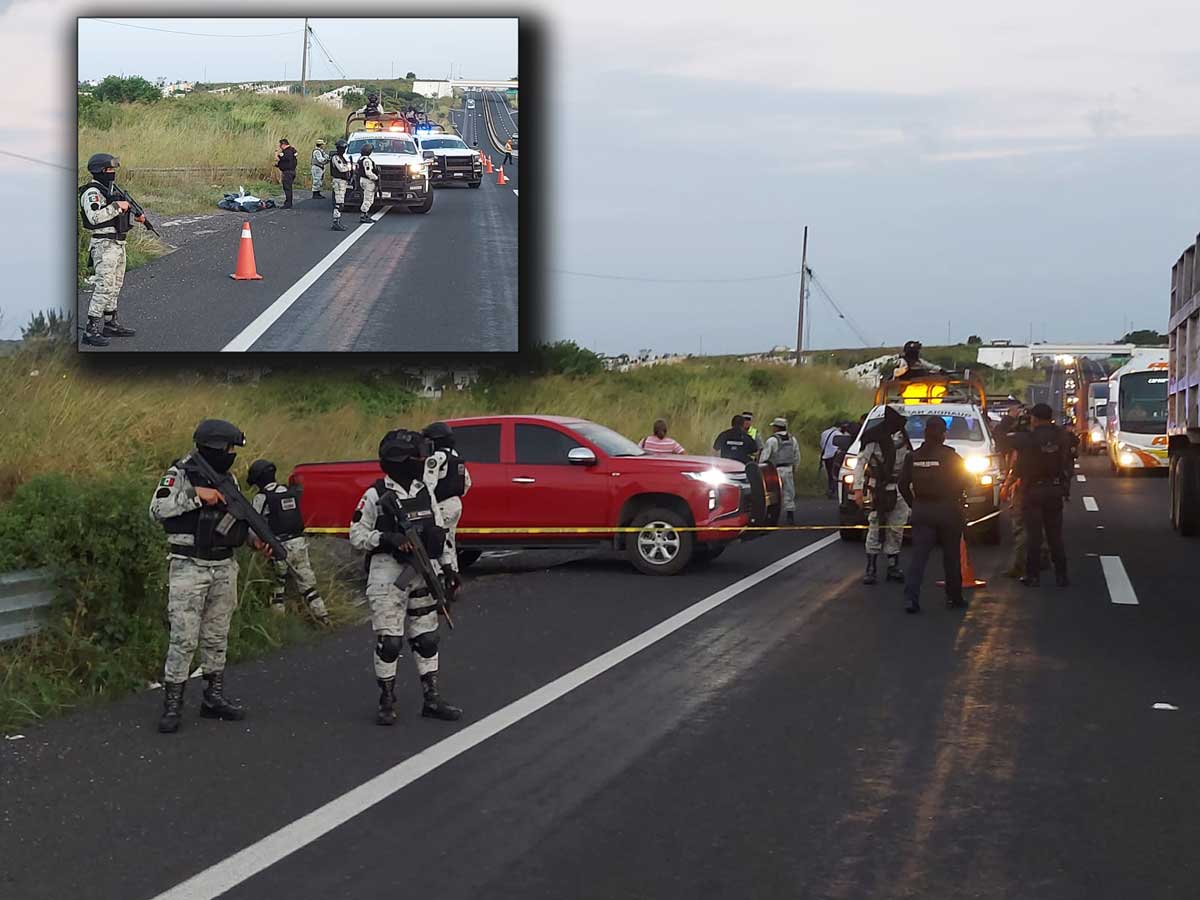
[1085,381,1109,454]
[1107,350,1169,473]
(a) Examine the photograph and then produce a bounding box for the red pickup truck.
[290,415,780,575]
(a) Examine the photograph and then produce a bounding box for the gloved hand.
[442,571,462,602]
[379,532,412,553]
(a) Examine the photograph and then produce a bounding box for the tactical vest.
[909,445,958,503]
[1027,425,1065,483]
[78,181,132,237]
[357,158,375,179]
[433,450,467,502]
[331,154,351,180]
[161,460,249,559]
[369,480,446,562]
[771,435,798,467]
[262,484,305,539]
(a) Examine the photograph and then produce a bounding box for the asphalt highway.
[78,103,518,353]
[3,455,1197,900]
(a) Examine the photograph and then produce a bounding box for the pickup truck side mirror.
[567,447,597,466]
[422,150,435,160]
[832,434,853,450]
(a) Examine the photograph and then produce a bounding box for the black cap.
[378,428,423,462]
[1030,403,1054,421]
[335,139,348,152]
[193,419,246,449]
[361,143,374,155]
[924,416,947,435]
[247,459,277,488]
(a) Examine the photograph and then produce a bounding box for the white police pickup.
[343,129,434,214]
[415,133,484,189]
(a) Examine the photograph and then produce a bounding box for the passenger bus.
[1085,381,1109,454]
[1107,351,1169,473]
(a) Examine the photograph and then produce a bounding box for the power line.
[807,269,873,348]
[0,149,75,171]
[552,268,804,285]
[87,18,301,38]
[307,27,349,80]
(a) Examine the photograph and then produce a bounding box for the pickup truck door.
[446,423,507,532]
[506,423,613,529]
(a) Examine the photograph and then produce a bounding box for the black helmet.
[361,143,374,156]
[247,459,277,488]
[86,152,119,174]
[422,421,454,448]
[335,139,348,153]
[193,418,246,450]
[902,340,922,360]
[378,428,424,462]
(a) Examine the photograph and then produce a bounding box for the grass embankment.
[0,347,870,731]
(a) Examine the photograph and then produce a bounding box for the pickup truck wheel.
[626,507,694,575]
[468,181,482,189]
[410,192,434,214]
[456,550,482,571]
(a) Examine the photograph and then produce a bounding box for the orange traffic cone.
[483,155,493,174]
[230,221,263,281]
[496,166,508,185]
[938,537,986,589]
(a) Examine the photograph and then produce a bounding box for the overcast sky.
[3,0,1199,353]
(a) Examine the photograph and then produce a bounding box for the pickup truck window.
[453,424,502,463]
[515,424,583,465]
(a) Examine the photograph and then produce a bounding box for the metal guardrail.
[0,569,55,643]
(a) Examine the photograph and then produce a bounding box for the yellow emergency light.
[900,382,947,405]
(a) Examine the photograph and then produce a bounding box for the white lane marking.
[512,189,518,196]
[1153,702,1180,711]
[1077,474,1087,483]
[1083,496,1099,512]
[220,207,390,352]
[1100,556,1139,605]
[1075,462,1081,469]
[148,534,840,900]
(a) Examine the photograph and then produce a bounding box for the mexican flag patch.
[159,476,176,488]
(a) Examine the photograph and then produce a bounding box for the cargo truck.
[1169,232,1200,534]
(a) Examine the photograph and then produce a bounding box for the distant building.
[161,80,194,97]
[255,84,290,95]
[317,84,360,107]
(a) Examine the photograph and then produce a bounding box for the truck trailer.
[1169,232,1200,534]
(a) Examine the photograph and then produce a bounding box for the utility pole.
[795,226,808,366]
[300,18,309,96]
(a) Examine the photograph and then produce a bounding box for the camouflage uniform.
[359,156,379,214]
[330,151,353,224]
[149,459,241,683]
[761,429,799,518]
[854,430,912,570]
[310,145,328,193]
[424,450,472,573]
[251,483,327,619]
[349,475,454,681]
[79,185,128,320]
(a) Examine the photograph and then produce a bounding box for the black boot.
[102,313,136,336]
[786,510,795,525]
[376,678,397,726]
[359,213,373,223]
[905,601,921,614]
[885,555,904,582]
[1055,570,1070,588]
[1020,575,1041,588]
[420,672,462,721]
[200,671,246,721]
[331,219,347,231]
[312,191,324,198]
[158,681,186,733]
[863,554,878,585]
[82,315,110,347]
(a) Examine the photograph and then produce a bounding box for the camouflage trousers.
[311,164,325,192]
[87,238,126,318]
[270,536,326,617]
[360,180,377,214]
[866,495,910,555]
[367,554,441,680]
[778,467,796,513]
[332,178,349,220]
[438,497,463,573]
[1008,501,1050,576]
[163,556,239,683]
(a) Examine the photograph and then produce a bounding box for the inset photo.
[76,17,520,353]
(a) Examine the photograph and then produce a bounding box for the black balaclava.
[95,169,116,188]
[198,446,237,473]
[382,459,423,485]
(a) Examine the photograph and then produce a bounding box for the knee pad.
[375,634,403,664]
[409,632,439,659]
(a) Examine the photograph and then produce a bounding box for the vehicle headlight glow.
[1119,451,1137,467]
[1091,428,1103,441]
[684,469,735,487]
[963,454,989,474]
[409,162,425,174]
[841,454,858,473]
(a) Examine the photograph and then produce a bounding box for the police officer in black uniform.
[1010,403,1072,587]
[712,415,760,464]
[898,416,970,613]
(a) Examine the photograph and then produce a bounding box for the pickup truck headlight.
[1091,427,1103,441]
[683,469,736,487]
[963,454,989,475]
[409,162,425,174]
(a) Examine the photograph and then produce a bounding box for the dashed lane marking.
[1083,496,1099,511]
[1100,556,1139,605]
[147,534,841,900]
[1077,474,1087,483]
[220,206,391,352]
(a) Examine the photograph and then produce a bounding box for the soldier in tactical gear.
[1008,403,1073,587]
[892,339,942,380]
[421,422,471,593]
[357,143,379,223]
[897,415,970,613]
[329,139,353,231]
[247,459,328,624]
[349,429,462,726]
[149,419,253,733]
[853,406,912,584]
[761,417,800,524]
[310,139,328,198]
[79,153,146,346]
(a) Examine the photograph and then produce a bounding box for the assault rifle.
[378,492,455,630]
[110,181,161,238]
[186,451,301,580]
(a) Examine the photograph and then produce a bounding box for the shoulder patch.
[159,475,176,488]
[356,498,367,510]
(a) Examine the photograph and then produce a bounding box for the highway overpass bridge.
[976,342,1152,369]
